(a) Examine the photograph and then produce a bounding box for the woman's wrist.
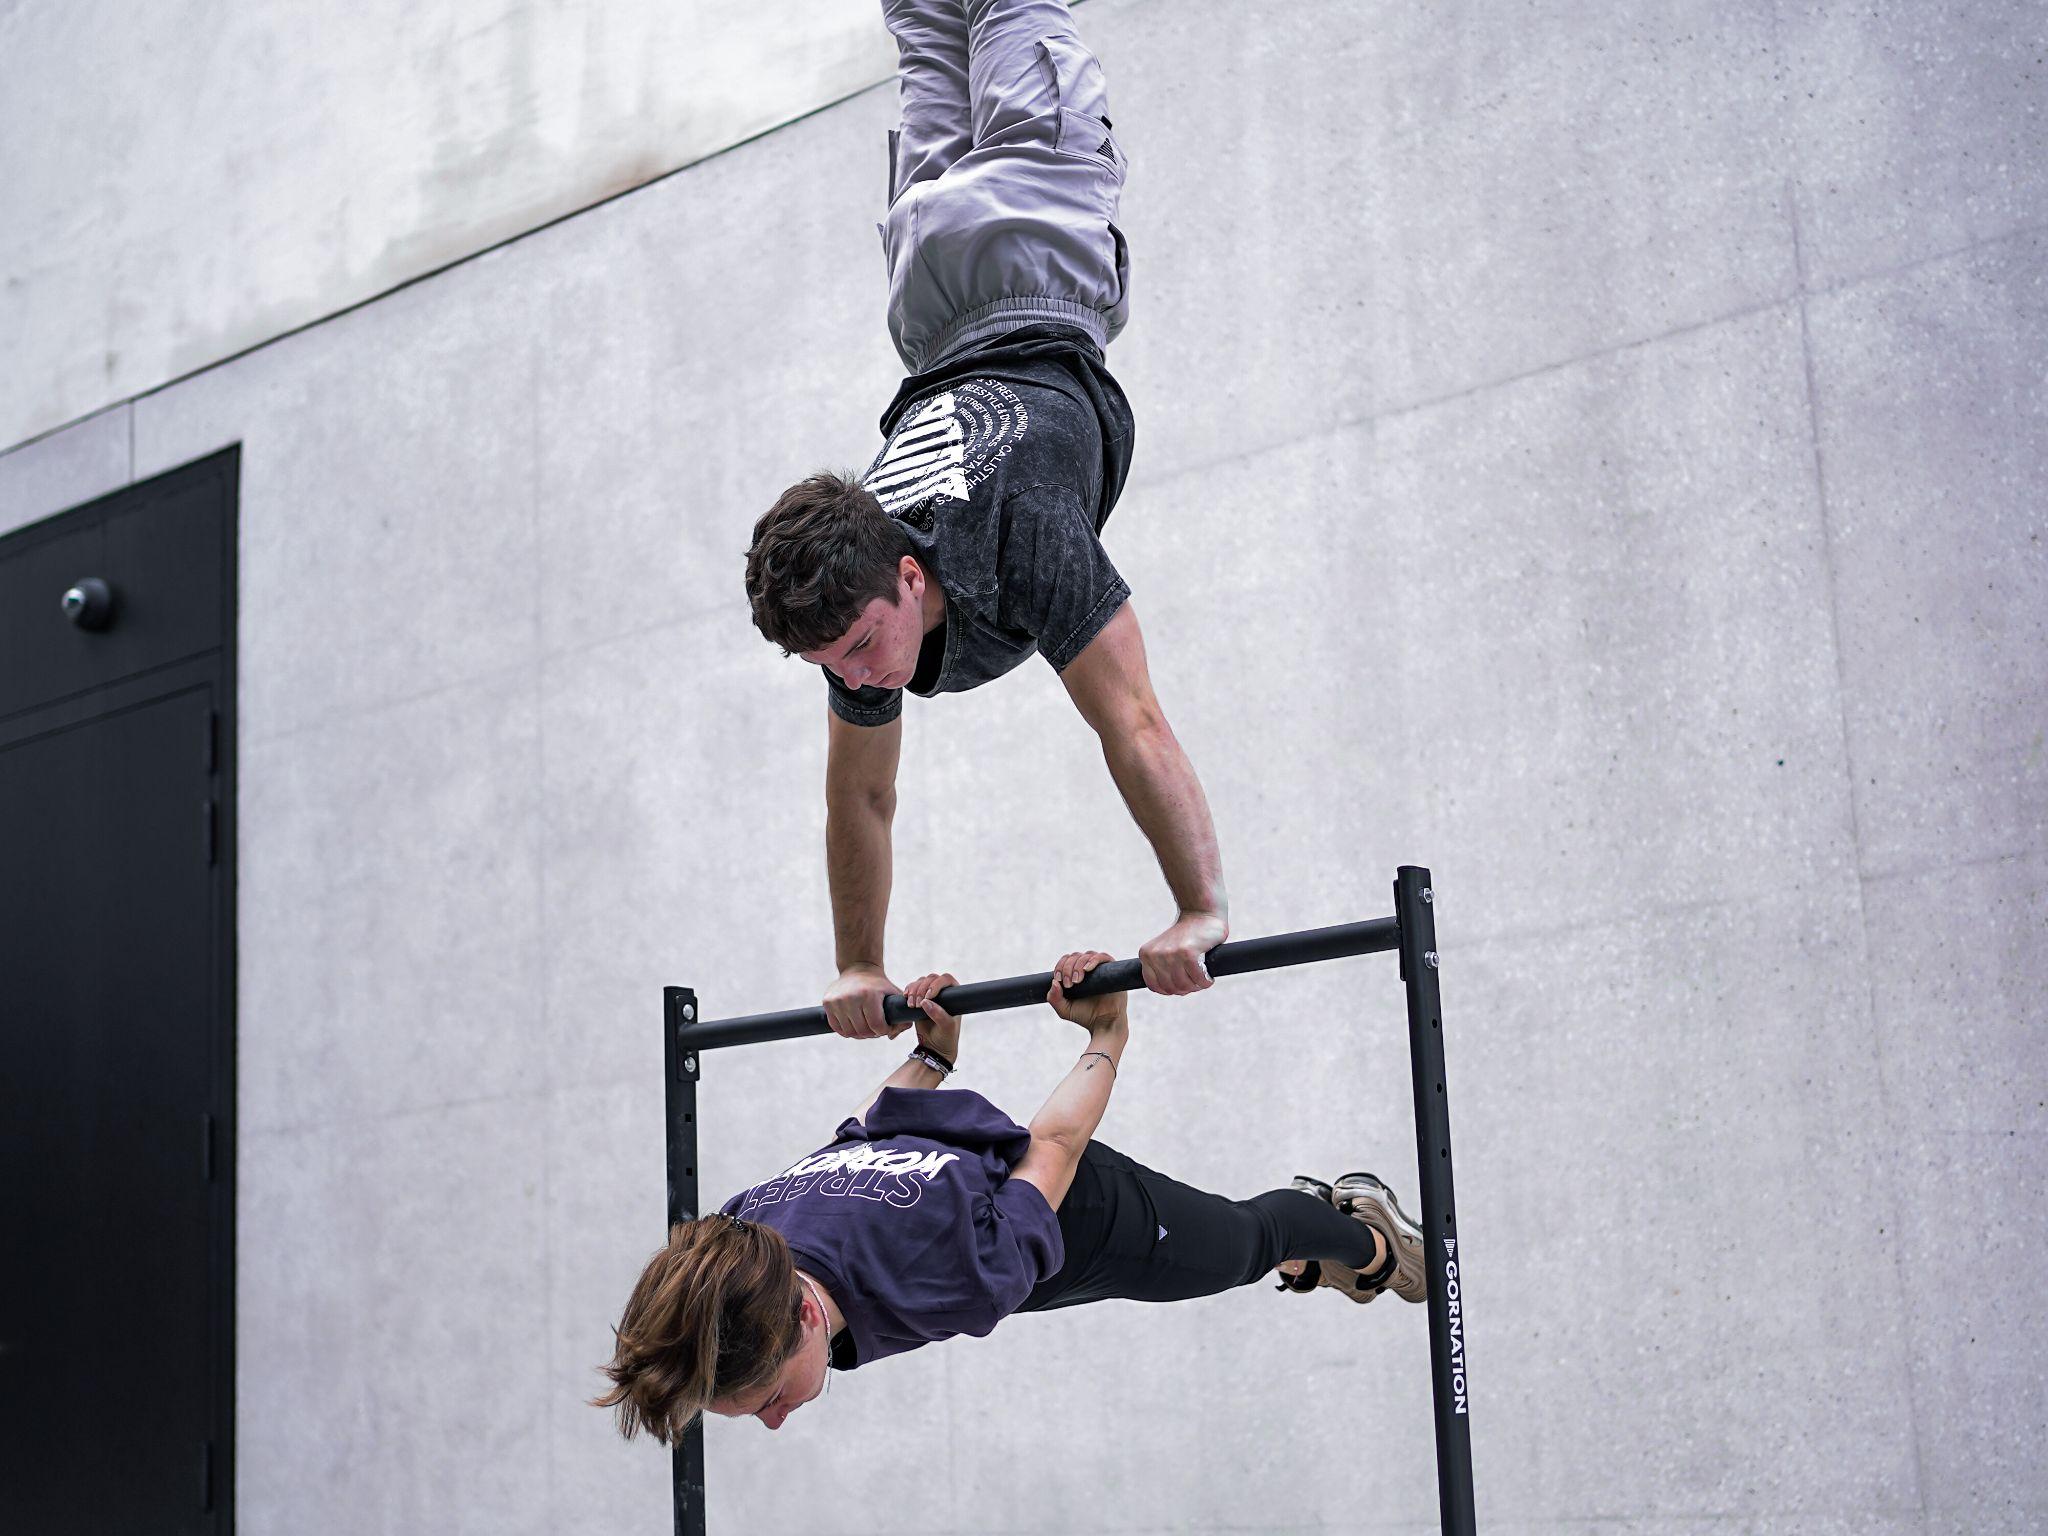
[914,1022,960,1062]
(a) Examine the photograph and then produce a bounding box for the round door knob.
[62,577,115,631]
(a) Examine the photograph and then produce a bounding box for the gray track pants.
[879,0,1132,373]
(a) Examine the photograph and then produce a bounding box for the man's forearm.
[826,792,894,971]
[1100,721,1226,917]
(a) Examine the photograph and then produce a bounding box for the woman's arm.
[1011,952,1129,1212]
[854,971,962,1124]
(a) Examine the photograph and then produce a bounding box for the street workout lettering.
[735,1142,965,1214]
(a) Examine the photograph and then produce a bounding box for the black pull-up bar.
[679,917,1401,1051]
[663,870,1474,1535]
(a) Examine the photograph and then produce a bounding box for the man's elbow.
[1096,702,1173,761]
[827,781,897,823]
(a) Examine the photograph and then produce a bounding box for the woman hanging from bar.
[594,952,1425,1440]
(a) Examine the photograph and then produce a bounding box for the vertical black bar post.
[1394,867,1475,1534]
[662,987,707,1536]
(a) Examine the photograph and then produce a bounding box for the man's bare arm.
[1059,603,1228,994]
[824,709,904,1036]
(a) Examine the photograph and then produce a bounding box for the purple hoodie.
[722,1088,1063,1368]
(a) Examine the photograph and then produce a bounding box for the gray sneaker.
[1332,1171,1427,1304]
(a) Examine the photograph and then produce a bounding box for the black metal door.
[0,449,237,1534]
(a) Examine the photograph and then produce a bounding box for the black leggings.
[1015,1140,1375,1311]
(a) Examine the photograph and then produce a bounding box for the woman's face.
[707,1297,829,1431]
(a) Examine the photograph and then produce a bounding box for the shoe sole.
[1331,1171,1427,1304]
[1276,1256,1381,1303]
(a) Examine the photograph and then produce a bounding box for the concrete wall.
[0,0,894,451]
[3,1,2044,1531]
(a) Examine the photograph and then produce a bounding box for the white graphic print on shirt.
[735,1141,963,1215]
[864,381,1032,530]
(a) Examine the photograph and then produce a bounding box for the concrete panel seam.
[1793,216,2048,322]
[1860,845,2044,888]
[538,600,749,670]
[1789,169,1936,1528]
[240,656,539,750]
[1126,290,1801,503]
[246,1086,552,1142]
[39,75,903,465]
[1122,214,2048,511]
[32,180,2048,485]
[528,324,558,1527]
[1433,878,1857,965]
[0,401,129,469]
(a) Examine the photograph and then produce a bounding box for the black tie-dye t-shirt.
[825,325,1137,727]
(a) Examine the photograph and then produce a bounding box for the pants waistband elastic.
[914,294,1109,372]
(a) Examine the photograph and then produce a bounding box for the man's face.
[800,557,927,692]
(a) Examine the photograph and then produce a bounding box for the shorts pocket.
[1039,34,1127,176]
[1054,105,1127,177]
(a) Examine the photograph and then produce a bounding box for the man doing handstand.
[744,0,1227,1037]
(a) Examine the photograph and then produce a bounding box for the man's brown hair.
[745,472,917,655]
[592,1217,804,1444]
